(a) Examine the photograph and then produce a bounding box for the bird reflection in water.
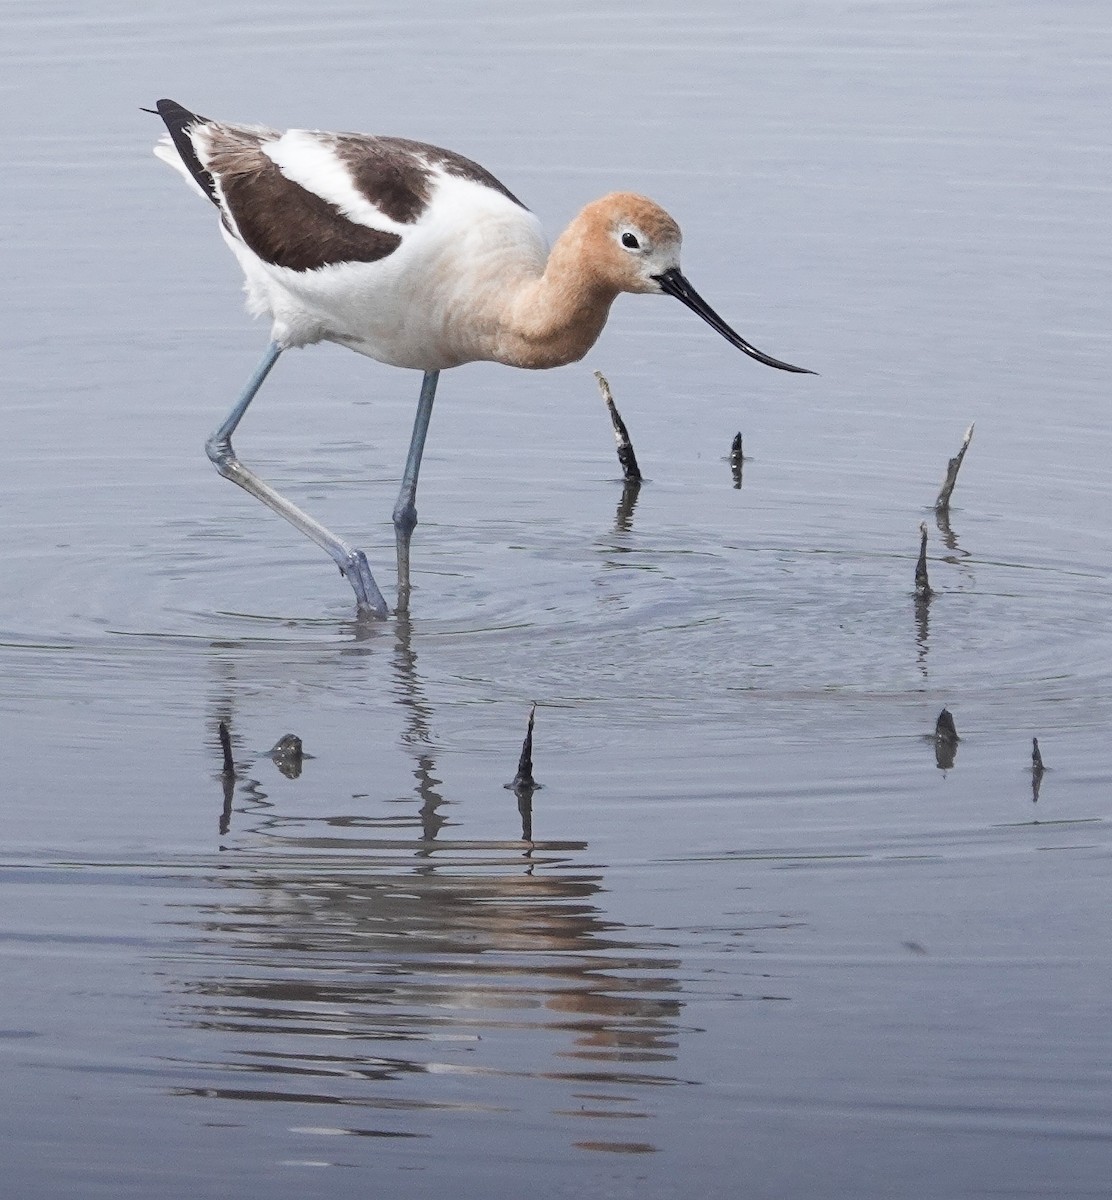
[198,622,685,1152]
[168,857,686,1152]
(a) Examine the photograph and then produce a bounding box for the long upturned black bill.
[653,268,815,374]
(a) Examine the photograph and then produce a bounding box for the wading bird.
[151,99,812,617]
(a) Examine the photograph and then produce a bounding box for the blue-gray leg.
[393,369,440,613]
[206,342,389,618]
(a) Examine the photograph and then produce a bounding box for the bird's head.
[586,192,814,374]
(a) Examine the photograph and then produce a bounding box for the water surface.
[2,2,1111,1197]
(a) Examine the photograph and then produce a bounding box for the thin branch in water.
[915,522,933,599]
[935,708,959,745]
[269,733,307,780]
[933,707,959,770]
[730,432,744,489]
[935,423,975,512]
[594,371,642,482]
[512,703,537,791]
[1031,737,1045,803]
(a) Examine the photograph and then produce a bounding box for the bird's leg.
[206,342,389,618]
[392,370,440,613]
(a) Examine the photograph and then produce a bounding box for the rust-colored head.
[574,192,684,295]
[574,192,814,373]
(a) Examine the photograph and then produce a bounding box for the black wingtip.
[151,98,220,207]
[155,98,207,125]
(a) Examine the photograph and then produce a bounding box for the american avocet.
[151,99,813,617]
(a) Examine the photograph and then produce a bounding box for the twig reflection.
[614,478,641,533]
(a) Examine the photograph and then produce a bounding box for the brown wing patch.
[333,133,527,219]
[204,126,401,272]
[331,135,435,225]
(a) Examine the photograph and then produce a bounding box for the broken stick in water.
[730,432,744,489]
[935,423,975,512]
[915,522,933,599]
[934,707,959,770]
[1031,737,1045,803]
[935,708,959,745]
[269,733,309,780]
[507,704,539,839]
[594,371,642,483]
[512,703,537,792]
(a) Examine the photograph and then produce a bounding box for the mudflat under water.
[2,3,1111,1197]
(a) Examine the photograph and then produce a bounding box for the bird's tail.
[149,98,220,207]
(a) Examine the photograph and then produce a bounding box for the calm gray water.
[2,2,1111,1196]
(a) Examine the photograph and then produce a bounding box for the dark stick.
[595,371,642,483]
[915,522,933,599]
[935,708,959,745]
[935,423,975,512]
[513,704,537,791]
[1031,737,1045,774]
[269,733,306,780]
[934,707,959,770]
[730,432,744,489]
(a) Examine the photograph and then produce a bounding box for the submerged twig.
[269,733,307,780]
[512,704,537,791]
[935,423,975,512]
[915,522,933,599]
[934,707,959,770]
[595,371,642,483]
[509,704,539,840]
[935,708,959,745]
[1031,737,1045,803]
[730,432,744,489]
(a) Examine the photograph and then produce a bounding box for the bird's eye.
[621,231,640,250]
